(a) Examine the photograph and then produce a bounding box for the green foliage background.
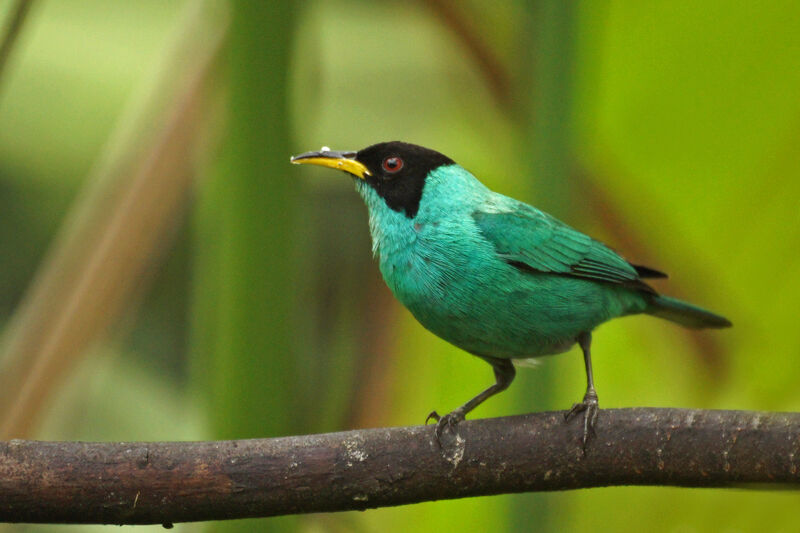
[1,1,799,531]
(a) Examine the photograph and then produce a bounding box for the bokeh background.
[1,1,799,531]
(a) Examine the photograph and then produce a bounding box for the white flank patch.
[513,357,542,368]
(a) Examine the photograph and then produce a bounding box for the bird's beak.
[290,149,371,179]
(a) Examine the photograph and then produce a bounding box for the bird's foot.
[564,389,599,451]
[426,408,465,445]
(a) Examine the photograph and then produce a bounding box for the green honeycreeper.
[291,141,731,446]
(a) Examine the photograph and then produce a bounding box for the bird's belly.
[389,257,626,359]
[406,289,586,358]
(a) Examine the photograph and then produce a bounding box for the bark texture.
[1,408,799,525]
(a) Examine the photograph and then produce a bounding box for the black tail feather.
[632,263,668,279]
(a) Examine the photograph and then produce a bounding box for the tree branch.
[1,408,798,525]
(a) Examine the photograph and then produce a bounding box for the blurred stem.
[424,0,511,110]
[0,1,225,438]
[0,0,35,97]
[521,0,578,216]
[509,1,578,532]
[192,1,301,531]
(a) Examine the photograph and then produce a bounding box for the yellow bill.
[290,148,371,179]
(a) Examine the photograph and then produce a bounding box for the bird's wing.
[473,205,657,291]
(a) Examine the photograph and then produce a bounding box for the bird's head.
[291,141,455,218]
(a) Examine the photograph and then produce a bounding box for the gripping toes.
[426,409,465,444]
[565,389,599,449]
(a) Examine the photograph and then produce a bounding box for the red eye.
[382,156,403,173]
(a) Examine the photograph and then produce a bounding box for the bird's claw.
[564,389,599,450]
[426,409,465,445]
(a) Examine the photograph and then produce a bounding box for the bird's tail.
[646,295,732,329]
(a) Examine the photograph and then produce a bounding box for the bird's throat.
[355,180,418,260]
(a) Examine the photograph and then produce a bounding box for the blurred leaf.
[0,0,222,438]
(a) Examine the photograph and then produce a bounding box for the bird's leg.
[427,357,516,443]
[564,331,599,448]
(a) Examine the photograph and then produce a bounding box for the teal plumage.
[356,165,646,359]
[292,141,731,446]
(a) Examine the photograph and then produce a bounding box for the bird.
[291,141,731,447]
